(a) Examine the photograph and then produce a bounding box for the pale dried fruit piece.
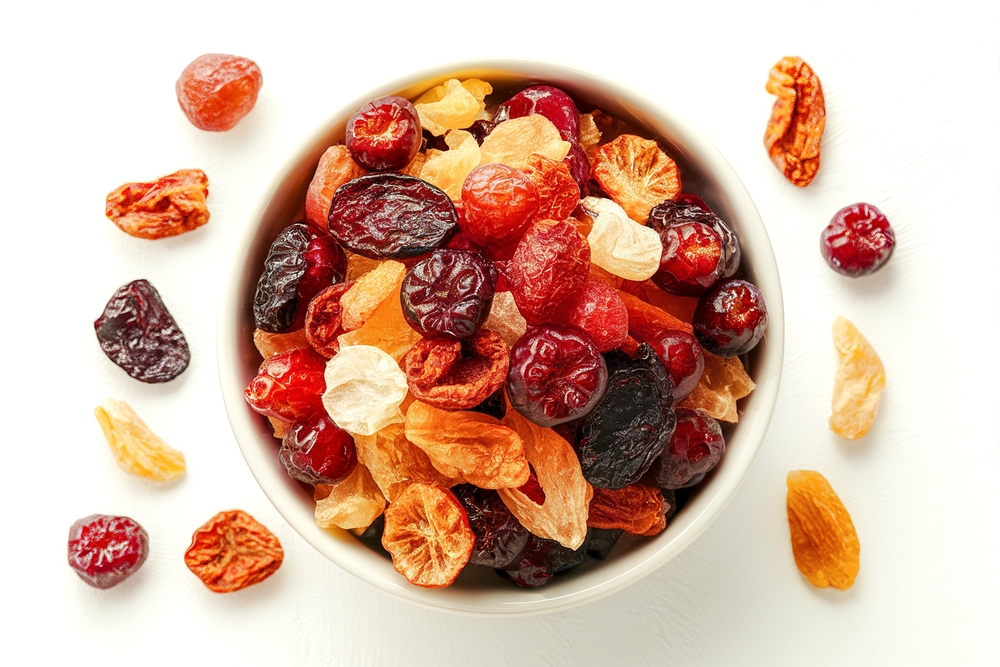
[344,252,384,281]
[830,316,885,439]
[765,56,825,187]
[414,78,492,136]
[581,196,662,281]
[322,345,408,436]
[184,510,283,593]
[480,115,571,170]
[354,423,458,502]
[105,169,210,239]
[337,281,423,362]
[678,351,755,423]
[592,134,680,223]
[786,470,859,590]
[314,462,386,531]
[587,483,672,536]
[419,130,481,200]
[497,407,592,550]
[578,112,602,152]
[404,401,529,489]
[305,146,367,229]
[94,399,185,482]
[339,260,406,330]
[253,328,310,360]
[381,483,474,588]
[482,291,527,348]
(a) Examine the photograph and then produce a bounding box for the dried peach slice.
[305,146,367,229]
[381,482,474,588]
[339,260,405,331]
[354,423,458,502]
[253,328,310,360]
[479,115,570,170]
[592,134,681,223]
[786,470,859,590]
[830,316,885,439]
[678,351,756,423]
[94,399,185,482]
[314,462,386,531]
[418,130,481,200]
[414,78,492,136]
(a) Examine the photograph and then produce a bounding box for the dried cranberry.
[693,279,768,357]
[400,249,495,341]
[560,278,629,353]
[304,281,355,357]
[294,235,347,328]
[345,95,422,171]
[646,329,705,401]
[821,203,895,277]
[649,199,740,278]
[279,412,357,485]
[253,223,319,333]
[460,164,540,248]
[327,173,457,259]
[68,514,149,589]
[495,85,581,142]
[652,220,727,297]
[507,325,608,427]
[94,279,190,383]
[655,408,725,489]
[508,219,591,325]
[453,484,529,568]
[575,344,676,489]
[244,348,327,422]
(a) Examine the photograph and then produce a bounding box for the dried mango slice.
[381,483,474,588]
[479,115,570,170]
[339,260,405,330]
[617,289,694,336]
[354,422,458,502]
[786,470,859,590]
[678,351,755,423]
[587,483,672,536]
[497,408,592,550]
[94,399,185,482]
[418,130,481,200]
[253,328,310,360]
[337,281,423,362]
[637,280,698,323]
[830,316,885,439]
[314,462,386,531]
[414,78,492,136]
[592,134,681,223]
[344,252,384,282]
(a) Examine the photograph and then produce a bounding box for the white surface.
[1,0,997,664]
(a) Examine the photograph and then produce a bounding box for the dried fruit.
[460,163,540,249]
[587,483,672,536]
[655,408,725,489]
[830,316,885,439]
[346,95,422,171]
[304,281,355,357]
[184,510,283,593]
[453,484,530,568]
[94,399,186,482]
[321,344,408,436]
[401,331,509,411]
[279,412,357,485]
[618,288,693,340]
[560,278,629,353]
[508,219,591,325]
[327,174,458,259]
[382,483,475,588]
[418,130,481,200]
[693,279,768,357]
[314,462,386,531]
[479,115,571,170]
[679,351,756,423]
[305,146,367,229]
[339,260,405,331]
[591,134,681,223]
[495,85,581,142]
[404,401,529,489]
[580,197,662,281]
[786,470,859,590]
[68,514,149,589]
[400,249,495,341]
[644,329,705,402]
[821,203,895,277]
[765,56,825,187]
[354,423,456,502]
[105,169,210,239]
[337,279,423,362]
[94,279,190,383]
[176,54,262,131]
[497,533,587,587]
[647,198,740,279]
[414,78,492,136]
[584,527,622,561]
[244,348,327,422]
[482,290,527,347]
[253,328,310,359]
[652,220,727,297]
[522,153,581,222]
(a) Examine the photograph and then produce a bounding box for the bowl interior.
[218,60,784,616]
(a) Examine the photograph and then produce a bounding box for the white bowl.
[218,60,784,616]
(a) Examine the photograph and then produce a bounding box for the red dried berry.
[693,279,768,357]
[460,164,540,248]
[244,348,327,422]
[400,249,495,341]
[655,407,725,489]
[279,412,357,485]
[346,95,422,171]
[304,281,355,357]
[649,199,741,279]
[176,54,262,131]
[645,329,705,401]
[294,235,347,329]
[652,221,727,297]
[560,278,629,353]
[508,219,591,325]
[495,85,581,142]
[821,202,895,277]
[68,514,149,589]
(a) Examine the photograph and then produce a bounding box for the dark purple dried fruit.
[400,249,495,341]
[94,279,190,383]
[469,387,507,421]
[656,408,725,490]
[496,533,586,588]
[253,223,311,333]
[453,484,529,568]
[692,279,768,357]
[648,199,741,278]
[583,527,623,561]
[575,344,676,489]
[327,173,458,259]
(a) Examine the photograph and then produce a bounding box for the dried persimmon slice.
[381,483,474,588]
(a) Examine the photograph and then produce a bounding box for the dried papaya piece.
[253,328,310,360]
[305,146,366,229]
[339,260,406,331]
[94,399,185,482]
[617,288,693,337]
[337,280,423,362]
[678,351,755,423]
[414,78,492,136]
[830,316,885,439]
[314,462,386,532]
[786,470,859,590]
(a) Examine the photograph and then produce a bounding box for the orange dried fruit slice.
[337,280,423,362]
[344,252,384,282]
[252,328,310,360]
[418,130,481,201]
[587,483,672,536]
[830,316,885,439]
[678,351,756,423]
[381,482,474,588]
[354,423,458,502]
[786,470,860,590]
[314,462,386,532]
[305,146,367,229]
[479,115,570,170]
[592,134,681,223]
[339,260,405,331]
[617,289,694,337]
[636,281,698,323]
[94,399,185,482]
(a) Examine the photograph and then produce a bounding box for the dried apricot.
[587,483,672,536]
[253,328,310,360]
[105,169,210,239]
[184,510,283,593]
[591,134,680,223]
[314,462,387,531]
[339,260,406,331]
[765,56,825,187]
[305,146,367,229]
[94,399,185,482]
[786,470,859,590]
[678,351,755,423]
[830,316,885,439]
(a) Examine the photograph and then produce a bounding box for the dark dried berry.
[469,387,507,421]
[94,279,190,383]
[253,223,311,333]
[68,514,149,589]
[693,279,768,357]
[496,533,585,587]
[467,119,495,145]
[400,249,495,341]
[453,484,530,568]
[821,202,895,277]
[656,408,725,490]
[279,412,357,485]
[327,173,458,259]
[583,527,623,561]
[355,514,390,559]
[575,344,676,489]
[648,199,740,278]
[346,95,422,171]
[294,235,347,328]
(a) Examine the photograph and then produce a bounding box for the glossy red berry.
[821,203,895,277]
[460,164,540,248]
[692,279,768,357]
[279,412,357,485]
[346,95,422,171]
[68,514,149,589]
[646,329,705,401]
[655,408,725,489]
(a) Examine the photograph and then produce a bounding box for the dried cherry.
[453,484,530,568]
[244,348,327,423]
[821,203,895,277]
[94,279,190,383]
[176,54,262,132]
[651,220,727,297]
[655,408,725,489]
[560,278,629,353]
[68,514,149,589]
[400,249,495,341]
[508,219,591,325]
[294,235,347,328]
[346,95,422,171]
[648,199,740,279]
[692,279,768,357]
[645,329,705,402]
[460,164,540,248]
[279,412,357,486]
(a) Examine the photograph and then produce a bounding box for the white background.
[2,1,997,664]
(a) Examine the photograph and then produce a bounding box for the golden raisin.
[94,399,185,482]
[764,56,825,187]
[184,510,283,593]
[105,169,209,239]
[830,316,885,439]
[786,470,860,590]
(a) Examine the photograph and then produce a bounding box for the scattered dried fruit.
[830,316,885,439]
[184,510,283,593]
[765,56,825,187]
[94,398,186,482]
[176,53,262,131]
[68,514,149,589]
[786,470,859,590]
[821,203,896,277]
[105,169,210,239]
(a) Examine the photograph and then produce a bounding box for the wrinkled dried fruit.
[304,281,355,357]
[245,347,327,422]
[460,163,540,248]
[322,345,408,436]
[405,401,529,489]
[105,169,210,239]
[645,329,704,402]
[401,331,509,411]
[765,56,825,187]
[479,115,571,170]
[253,328,310,359]
[588,483,672,536]
[280,412,357,485]
[381,483,475,588]
[584,527,622,561]
[830,316,885,439]
[314,462,386,531]
[337,279,423,362]
[578,112,602,152]
[580,197,662,281]
[68,514,149,589]
[786,470,859,590]
[655,407,725,489]
[693,279,768,357]
[821,203,895,277]
[495,85,581,142]
[95,279,190,383]
[305,146,367,229]
[453,484,530,568]
[354,423,457,502]
[652,220,727,297]
[400,249,495,341]
[508,219,591,324]
[592,134,681,223]
[184,510,283,593]
[678,351,755,423]
[497,533,586,587]
[647,198,740,279]
[327,174,457,259]
[346,95,422,171]
[176,53,262,131]
[522,153,581,222]
[560,278,629,353]
[94,399,186,482]
[414,78,492,136]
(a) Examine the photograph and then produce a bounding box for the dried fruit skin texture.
[68,514,149,589]
[322,345,408,436]
[786,470,859,590]
[830,316,885,439]
[184,510,283,593]
[176,54,262,131]
[414,78,492,136]
[588,483,671,536]
[244,348,327,422]
[305,146,367,229]
[479,115,571,170]
[401,331,509,411]
[346,95,422,171]
[765,56,825,187]
[508,219,591,324]
[591,134,681,223]
[105,169,209,239]
[95,399,186,482]
[354,423,456,502]
[314,462,387,531]
[678,351,755,423]
[821,203,896,277]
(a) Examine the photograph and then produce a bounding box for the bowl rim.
[217,58,784,617]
